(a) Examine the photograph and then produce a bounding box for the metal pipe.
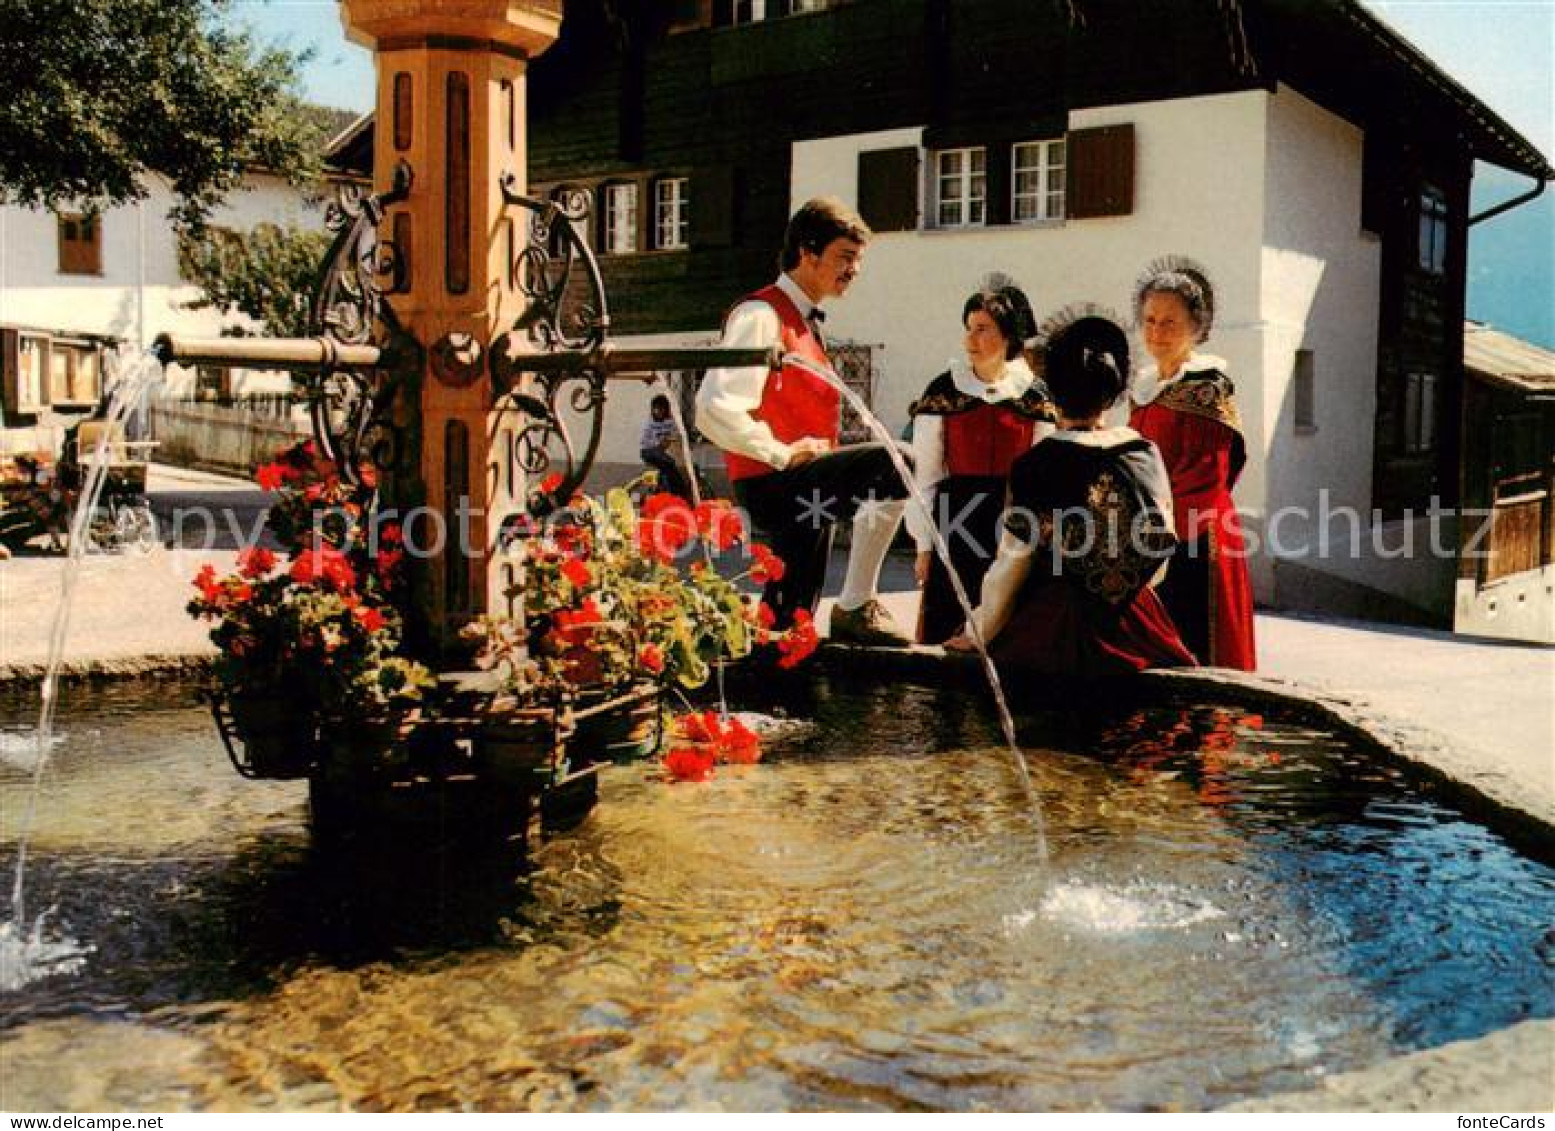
[496,343,780,377]
[1469,174,1548,227]
[151,333,383,372]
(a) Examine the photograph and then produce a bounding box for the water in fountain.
[780,353,1046,859]
[2,347,166,988]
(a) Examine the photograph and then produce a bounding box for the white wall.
[0,173,327,396]
[1255,85,1452,618]
[789,93,1269,469]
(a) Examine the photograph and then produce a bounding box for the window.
[1418,186,1448,275]
[603,182,639,255]
[655,177,689,250]
[17,334,46,412]
[47,341,102,406]
[1402,371,1437,454]
[57,213,102,275]
[1293,349,1316,432]
[728,0,821,22]
[934,147,985,228]
[1012,139,1066,223]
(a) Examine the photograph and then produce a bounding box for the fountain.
[151,0,782,840]
[2,1,1552,1111]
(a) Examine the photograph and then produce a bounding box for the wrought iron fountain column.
[340,0,564,652]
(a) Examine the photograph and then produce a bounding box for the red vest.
[942,402,1036,478]
[722,284,839,482]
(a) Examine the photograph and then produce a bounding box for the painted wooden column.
[340,0,562,652]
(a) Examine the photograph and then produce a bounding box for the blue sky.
[225,0,1554,344]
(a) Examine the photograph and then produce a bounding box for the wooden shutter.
[857,147,920,233]
[1067,124,1135,219]
[690,166,737,248]
[58,214,102,275]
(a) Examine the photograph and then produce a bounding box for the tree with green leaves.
[178,222,333,338]
[0,0,324,228]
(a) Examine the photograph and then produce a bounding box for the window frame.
[1418,185,1449,276]
[601,181,640,256]
[654,176,690,250]
[57,212,103,276]
[1402,370,1438,454]
[932,146,986,229]
[1011,138,1066,224]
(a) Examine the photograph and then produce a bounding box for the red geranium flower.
[375,547,405,585]
[551,598,603,644]
[664,745,717,783]
[255,462,289,491]
[675,709,723,745]
[540,472,565,495]
[749,542,786,583]
[237,546,276,579]
[193,563,221,603]
[717,717,762,764]
[354,606,387,634]
[290,547,356,592]
[638,493,697,563]
[694,499,744,551]
[638,643,665,674]
[358,464,379,489]
[776,608,819,669]
[561,556,592,588]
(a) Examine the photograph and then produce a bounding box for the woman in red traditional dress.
[944,312,1195,677]
[906,278,1055,644]
[1128,258,1257,670]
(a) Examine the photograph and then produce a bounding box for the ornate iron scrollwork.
[492,175,615,510]
[303,160,417,483]
[498,175,610,353]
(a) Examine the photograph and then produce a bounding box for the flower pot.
[226,691,320,780]
[479,705,568,788]
[321,715,413,778]
[569,683,663,766]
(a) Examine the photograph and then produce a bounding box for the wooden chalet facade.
[341,0,1549,624]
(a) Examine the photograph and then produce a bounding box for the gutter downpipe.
[1469,172,1548,227]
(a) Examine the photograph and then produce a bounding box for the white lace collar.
[1131,353,1227,405]
[947,356,1036,403]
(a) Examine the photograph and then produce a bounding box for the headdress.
[1032,303,1131,407]
[976,271,1038,347]
[1133,254,1215,343]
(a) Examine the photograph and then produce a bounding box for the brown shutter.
[1067,124,1135,219]
[690,166,737,248]
[58,214,102,275]
[857,147,920,233]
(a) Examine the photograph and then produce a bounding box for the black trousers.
[733,442,910,626]
[641,447,689,500]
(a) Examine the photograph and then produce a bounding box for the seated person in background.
[640,394,690,500]
[944,311,1196,677]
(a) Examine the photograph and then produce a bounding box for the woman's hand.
[914,551,933,587]
[942,633,977,653]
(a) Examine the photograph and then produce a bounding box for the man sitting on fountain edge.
[697,196,912,646]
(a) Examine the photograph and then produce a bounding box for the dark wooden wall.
[526,0,1257,336]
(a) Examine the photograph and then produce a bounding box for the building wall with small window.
[790,92,1270,441]
[0,171,325,408]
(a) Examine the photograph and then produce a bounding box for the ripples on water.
[1,678,1551,1111]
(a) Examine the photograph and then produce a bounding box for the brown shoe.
[829,598,911,647]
